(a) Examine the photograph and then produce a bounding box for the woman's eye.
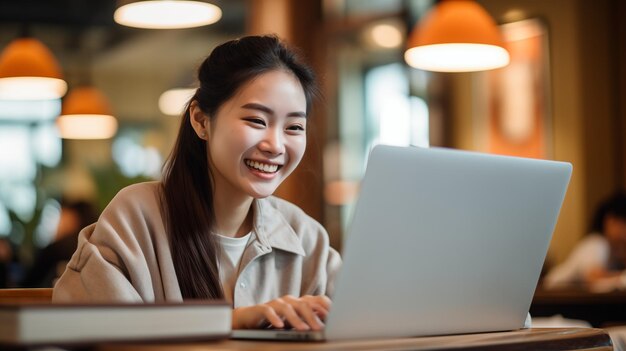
[287,124,305,131]
[244,118,266,126]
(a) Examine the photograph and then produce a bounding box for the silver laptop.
[232,145,572,341]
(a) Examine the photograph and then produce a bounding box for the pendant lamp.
[404,0,510,72]
[114,1,222,29]
[158,87,195,116]
[57,86,118,140]
[0,37,68,100]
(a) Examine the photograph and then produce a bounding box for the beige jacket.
[52,182,342,307]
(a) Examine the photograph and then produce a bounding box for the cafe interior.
[0,0,625,336]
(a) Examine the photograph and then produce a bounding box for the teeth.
[246,160,279,173]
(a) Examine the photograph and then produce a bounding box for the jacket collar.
[251,197,305,256]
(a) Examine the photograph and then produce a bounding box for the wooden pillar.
[618,0,626,188]
[247,0,292,41]
[579,0,617,219]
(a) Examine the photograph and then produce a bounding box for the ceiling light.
[57,86,118,140]
[114,1,222,29]
[158,87,195,116]
[405,0,510,72]
[0,37,67,100]
[370,24,403,49]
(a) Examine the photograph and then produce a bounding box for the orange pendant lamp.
[0,37,68,100]
[57,86,118,139]
[404,0,510,72]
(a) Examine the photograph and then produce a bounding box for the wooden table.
[97,328,612,351]
[0,288,53,303]
[531,288,626,327]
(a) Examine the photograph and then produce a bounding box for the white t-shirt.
[216,233,252,303]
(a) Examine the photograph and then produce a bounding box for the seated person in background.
[21,200,98,288]
[544,191,626,290]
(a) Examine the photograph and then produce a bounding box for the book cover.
[0,300,231,347]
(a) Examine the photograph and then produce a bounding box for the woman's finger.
[233,305,284,330]
[270,298,311,331]
[307,302,329,320]
[297,295,331,321]
[281,296,324,331]
[301,295,332,310]
[257,304,285,329]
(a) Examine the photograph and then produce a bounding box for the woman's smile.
[244,159,283,179]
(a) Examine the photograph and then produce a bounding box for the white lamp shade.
[114,1,222,29]
[158,88,195,116]
[405,43,510,72]
[57,114,118,140]
[0,77,67,100]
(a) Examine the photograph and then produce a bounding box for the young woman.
[52,35,342,331]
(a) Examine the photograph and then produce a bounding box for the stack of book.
[0,301,231,347]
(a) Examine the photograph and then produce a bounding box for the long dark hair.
[589,191,626,234]
[161,35,318,299]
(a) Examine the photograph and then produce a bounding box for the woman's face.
[197,70,308,200]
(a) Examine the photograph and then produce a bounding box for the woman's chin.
[246,186,279,199]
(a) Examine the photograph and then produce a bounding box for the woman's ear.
[189,100,209,140]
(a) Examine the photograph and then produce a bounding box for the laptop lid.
[323,145,572,340]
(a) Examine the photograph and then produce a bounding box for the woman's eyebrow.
[241,103,306,118]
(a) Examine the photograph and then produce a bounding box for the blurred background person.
[20,200,99,288]
[544,190,626,290]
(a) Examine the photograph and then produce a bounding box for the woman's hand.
[585,267,611,283]
[585,267,626,292]
[232,295,331,331]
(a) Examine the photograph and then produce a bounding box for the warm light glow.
[158,88,195,116]
[58,86,117,139]
[114,1,222,29]
[502,9,527,23]
[370,24,403,49]
[405,0,510,72]
[56,114,118,140]
[0,37,67,99]
[324,180,360,206]
[0,77,67,100]
[405,43,510,72]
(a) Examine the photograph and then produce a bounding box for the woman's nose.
[259,128,285,155]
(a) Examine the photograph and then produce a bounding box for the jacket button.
[240,282,246,288]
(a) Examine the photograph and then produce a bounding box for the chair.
[0,288,53,303]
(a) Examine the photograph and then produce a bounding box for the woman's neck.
[212,185,254,238]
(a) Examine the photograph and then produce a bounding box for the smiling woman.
[51,35,342,333]
[190,70,308,201]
